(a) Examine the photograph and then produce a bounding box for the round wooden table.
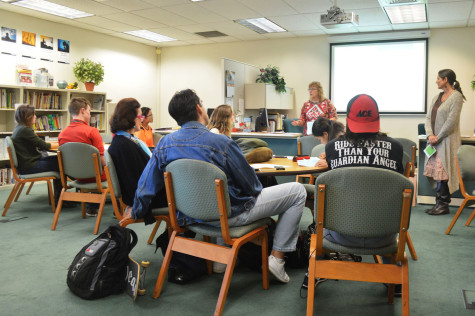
[252,157,326,176]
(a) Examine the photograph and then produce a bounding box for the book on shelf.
[0,88,15,109]
[0,168,15,186]
[267,113,286,131]
[24,91,62,109]
[0,138,9,160]
[90,113,104,130]
[92,95,104,111]
[34,114,62,131]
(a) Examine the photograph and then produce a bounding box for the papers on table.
[297,157,320,167]
[250,164,285,170]
[424,144,436,158]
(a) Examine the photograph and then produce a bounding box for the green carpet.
[0,183,474,315]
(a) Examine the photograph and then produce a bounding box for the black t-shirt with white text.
[325,136,404,174]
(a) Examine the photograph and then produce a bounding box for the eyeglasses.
[137,115,145,119]
[308,88,318,91]
[146,114,153,117]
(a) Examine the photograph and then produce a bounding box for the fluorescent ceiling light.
[235,18,286,34]
[10,0,93,19]
[124,30,176,43]
[384,4,426,23]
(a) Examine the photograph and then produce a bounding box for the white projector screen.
[330,39,427,114]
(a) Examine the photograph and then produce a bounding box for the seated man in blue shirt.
[120,89,306,283]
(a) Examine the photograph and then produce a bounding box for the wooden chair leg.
[51,192,64,231]
[215,248,239,316]
[46,180,56,213]
[306,254,317,316]
[465,207,475,227]
[202,235,213,275]
[14,183,25,202]
[93,194,108,235]
[2,182,21,216]
[81,201,86,219]
[260,231,269,290]
[445,199,468,234]
[406,232,418,260]
[147,220,162,245]
[153,231,177,299]
[26,182,34,195]
[401,255,410,316]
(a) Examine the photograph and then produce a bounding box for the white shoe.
[213,261,226,274]
[268,255,290,283]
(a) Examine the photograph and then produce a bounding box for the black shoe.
[301,272,327,289]
[429,201,450,215]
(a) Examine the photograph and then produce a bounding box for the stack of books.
[24,91,62,109]
[34,114,62,131]
[0,89,15,109]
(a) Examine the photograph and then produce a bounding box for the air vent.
[195,31,227,38]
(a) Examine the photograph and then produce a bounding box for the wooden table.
[253,157,326,176]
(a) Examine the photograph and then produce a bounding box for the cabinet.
[0,84,107,165]
[244,83,294,110]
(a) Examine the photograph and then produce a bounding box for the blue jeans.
[213,182,306,252]
[22,156,59,174]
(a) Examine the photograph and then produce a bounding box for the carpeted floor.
[0,183,474,315]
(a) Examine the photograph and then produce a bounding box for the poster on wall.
[21,30,36,59]
[1,26,18,56]
[57,38,70,64]
[40,35,53,62]
[225,70,235,98]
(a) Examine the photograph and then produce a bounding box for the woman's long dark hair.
[344,125,387,147]
[312,117,345,141]
[439,69,466,100]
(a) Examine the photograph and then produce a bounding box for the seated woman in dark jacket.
[11,105,63,203]
[108,98,167,225]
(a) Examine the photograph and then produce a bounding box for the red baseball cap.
[346,94,380,133]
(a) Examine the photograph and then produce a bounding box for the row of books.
[24,91,63,109]
[268,113,287,131]
[34,114,63,131]
[0,168,15,186]
[0,89,15,109]
[90,114,105,130]
[0,138,10,160]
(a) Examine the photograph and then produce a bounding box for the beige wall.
[0,10,159,127]
[159,27,475,143]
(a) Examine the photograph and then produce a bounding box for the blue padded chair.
[104,151,170,244]
[283,118,304,134]
[153,159,271,315]
[446,145,475,234]
[100,133,113,144]
[51,142,119,234]
[307,167,413,315]
[2,136,59,216]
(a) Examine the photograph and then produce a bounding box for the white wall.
[0,10,159,127]
[159,27,475,143]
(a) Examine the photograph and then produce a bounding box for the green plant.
[471,75,474,91]
[256,65,287,93]
[73,58,104,85]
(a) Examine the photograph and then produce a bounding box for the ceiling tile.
[352,8,389,26]
[148,27,203,40]
[141,0,189,7]
[67,20,117,34]
[322,26,359,34]
[198,0,260,20]
[111,32,161,46]
[268,14,319,31]
[468,19,475,26]
[237,0,299,16]
[102,12,167,29]
[391,22,429,30]
[291,29,326,36]
[208,36,240,43]
[132,7,191,26]
[336,0,382,10]
[156,40,190,47]
[429,20,469,28]
[283,0,333,14]
[52,0,122,15]
[428,1,473,22]
[356,25,393,32]
[204,20,261,37]
[161,3,227,23]
[75,16,137,32]
[262,32,297,40]
[97,0,154,12]
[185,38,216,45]
[175,24,217,33]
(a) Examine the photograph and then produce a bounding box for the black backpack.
[67,225,138,300]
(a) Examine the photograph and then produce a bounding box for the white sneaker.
[213,261,226,274]
[268,255,290,283]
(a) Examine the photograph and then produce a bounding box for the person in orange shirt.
[135,107,154,147]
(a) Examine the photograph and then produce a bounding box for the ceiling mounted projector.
[320,3,359,29]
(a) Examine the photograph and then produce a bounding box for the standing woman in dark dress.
[108,98,167,225]
[424,69,465,215]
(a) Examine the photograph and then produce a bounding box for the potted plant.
[73,58,104,91]
[256,65,287,93]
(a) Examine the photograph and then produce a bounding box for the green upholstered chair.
[2,136,59,216]
[152,133,162,146]
[103,150,170,243]
[283,118,304,133]
[307,167,413,316]
[395,138,417,175]
[153,159,271,316]
[51,142,118,234]
[302,144,327,196]
[99,133,113,144]
[445,145,475,234]
[298,135,321,156]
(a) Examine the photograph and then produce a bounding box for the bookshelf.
[0,84,108,168]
